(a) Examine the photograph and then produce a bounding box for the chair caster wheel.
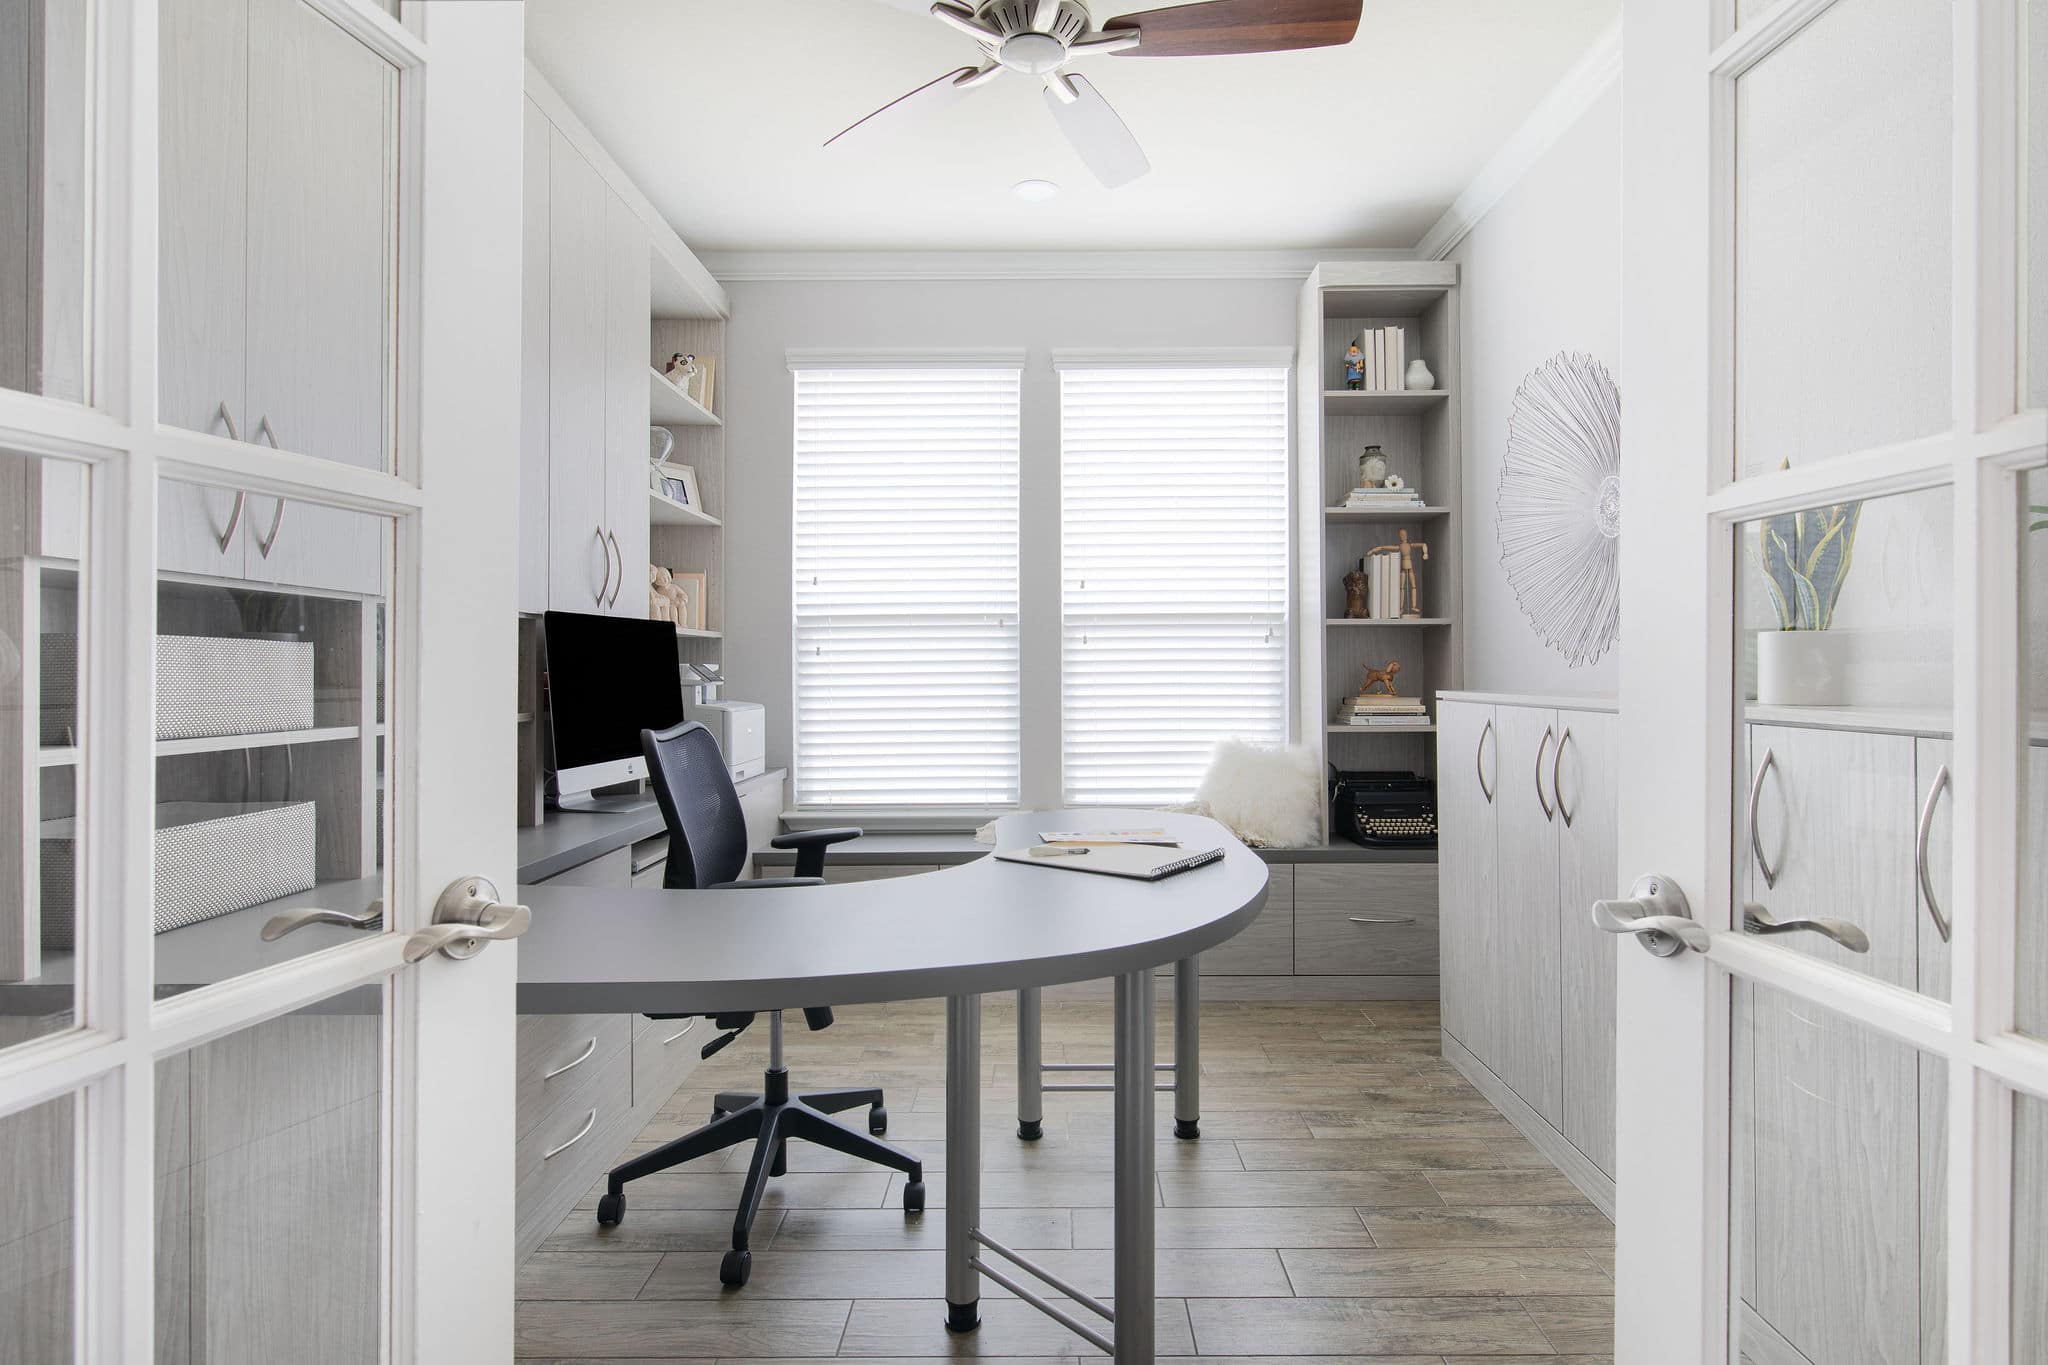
[903,1179,925,1213]
[595,1192,624,1227]
[719,1248,751,1287]
[868,1105,888,1135]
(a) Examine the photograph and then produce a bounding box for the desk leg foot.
[946,1300,981,1333]
[1113,969,1156,1365]
[946,993,983,1333]
[1173,957,1200,1141]
[1174,1118,1199,1140]
[1016,986,1043,1141]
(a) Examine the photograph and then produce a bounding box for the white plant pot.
[1753,626,1952,709]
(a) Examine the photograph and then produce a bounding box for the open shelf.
[1327,723,1438,735]
[648,367,720,426]
[649,491,720,527]
[1326,505,1451,521]
[1325,617,1452,627]
[1323,389,1451,416]
[674,626,721,641]
[39,724,362,768]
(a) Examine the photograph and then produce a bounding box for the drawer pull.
[1476,717,1495,803]
[542,1036,598,1081]
[663,1019,698,1045]
[1348,914,1415,926]
[543,1108,597,1161]
[1914,763,1952,943]
[1747,747,1780,890]
[1534,724,1556,821]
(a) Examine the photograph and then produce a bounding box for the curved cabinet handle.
[251,417,288,558]
[212,401,248,552]
[1534,725,1556,822]
[1746,747,1781,890]
[1476,718,1496,804]
[593,526,610,607]
[1742,902,1871,954]
[543,1035,599,1082]
[1348,914,1415,926]
[543,1108,597,1161]
[262,900,383,942]
[403,875,532,964]
[1914,764,1953,943]
[606,529,623,608]
[1589,873,1708,957]
[1553,726,1575,827]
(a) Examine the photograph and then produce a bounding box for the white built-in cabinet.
[1436,693,1619,1207]
[523,100,650,619]
[156,0,392,595]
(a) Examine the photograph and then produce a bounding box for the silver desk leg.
[946,992,982,1333]
[1112,969,1155,1365]
[1016,985,1043,1140]
[1173,957,1200,1139]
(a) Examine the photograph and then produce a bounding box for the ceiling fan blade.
[825,67,981,148]
[1041,73,1150,189]
[1102,0,1361,57]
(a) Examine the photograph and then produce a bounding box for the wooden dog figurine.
[1360,660,1402,696]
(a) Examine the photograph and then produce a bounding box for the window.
[791,366,1021,807]
[1059,366,1291,805]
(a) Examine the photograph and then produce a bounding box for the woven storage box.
[39,801,318,950]
[40,633,316,743]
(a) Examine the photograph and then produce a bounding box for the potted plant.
[1752,494,1863,705]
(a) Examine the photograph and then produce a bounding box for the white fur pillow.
[1194,740,1323,848]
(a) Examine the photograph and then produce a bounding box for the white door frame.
[1615,0,2048,1361]
[0,1,524,1360]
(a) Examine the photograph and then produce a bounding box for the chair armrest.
[769,826,864,879]
[709,877,827,889]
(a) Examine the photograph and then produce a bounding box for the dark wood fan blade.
[824,67,980,147]
[1103,0,1361,56]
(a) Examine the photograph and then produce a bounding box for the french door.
[1613,0,2046,1361]
[0,1,525,1360]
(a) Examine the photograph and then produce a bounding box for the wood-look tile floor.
[516,998,1614,1363]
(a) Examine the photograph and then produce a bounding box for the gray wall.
[717,275,1299,805]
[1447,82,1623,697]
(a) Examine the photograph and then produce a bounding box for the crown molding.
[1413,19,1622,262]
[701,247,1414,283]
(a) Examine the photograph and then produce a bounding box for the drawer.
[1293,864,1439,975]
[517,1013,631,1136]
[634,1014,706,1109]
[1162,864,1293,975]
[628,834,669,888]
[544,845,631,888]
[515,1037,632,1193]
[820,863,939,884]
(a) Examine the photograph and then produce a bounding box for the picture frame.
[672,570,707,631]
[653,461,703,512]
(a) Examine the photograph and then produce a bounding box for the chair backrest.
[641,721,748,889]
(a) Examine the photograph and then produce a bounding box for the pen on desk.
[1029,846,1090,857]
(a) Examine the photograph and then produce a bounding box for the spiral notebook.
[994,844,1225,882]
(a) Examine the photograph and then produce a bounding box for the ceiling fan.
[827,0,1363,189]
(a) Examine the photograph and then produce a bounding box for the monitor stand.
[553,791,658,816]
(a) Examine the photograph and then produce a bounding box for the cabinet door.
[158,0,247,445]
[602,193,650,618]
[245,0,395,475]
[1436,700,1498,1059]
[1556,709,1618,1177]
[545,129,610,614]
[1490,704,1564,1125]
[517,103,551,615]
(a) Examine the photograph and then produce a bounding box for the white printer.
[685,698,765,781]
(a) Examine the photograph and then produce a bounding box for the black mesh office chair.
[593,721,925,1287]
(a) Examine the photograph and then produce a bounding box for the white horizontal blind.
[1060,366,1290,805]
[792,367,1021,807]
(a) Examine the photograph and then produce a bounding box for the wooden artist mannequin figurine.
[1368,528,1430,618]
[1342,559,1369,618]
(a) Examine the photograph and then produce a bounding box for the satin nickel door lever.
[1742,903,1871,954]
[1590,874,1708,957]
[403,876,532,963]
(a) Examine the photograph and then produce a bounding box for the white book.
[1391,328,1405,386]
[995,844,1225,882]
[1367,554,1384,618]
[1382,550,1401,617]
[1036,829,1179,847]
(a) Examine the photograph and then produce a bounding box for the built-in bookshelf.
[1295,263,1462,845]
[650,310,726,670]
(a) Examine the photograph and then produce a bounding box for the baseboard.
[1441,1028,1615,1218]
[1042,975,1440,1002]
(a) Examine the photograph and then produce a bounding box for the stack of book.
[1349,550,1407,619]
[1342,484,1425,510]
[1336,693,1429,727]
[1353,326,1408,391]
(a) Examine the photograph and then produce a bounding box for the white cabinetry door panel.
[603,193,650,619]
[245,0,395,475]
[1437,700,1497,1060]
[518,102,551,615]
[159,479,250,580]
[545,128,610,614]
[1555,709,1617,1178]
[1490,704,1564,1126]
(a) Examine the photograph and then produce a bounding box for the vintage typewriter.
[1330,769,1438,850]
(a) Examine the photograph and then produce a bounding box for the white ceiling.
[524,0,1619,253]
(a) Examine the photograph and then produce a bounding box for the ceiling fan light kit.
[829,0,1363,188]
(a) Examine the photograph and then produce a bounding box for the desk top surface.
[514,809,1268,1014]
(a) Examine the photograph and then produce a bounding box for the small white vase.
[1756,631,1848,706]
[1404,358,1435,391]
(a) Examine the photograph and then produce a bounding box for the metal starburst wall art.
[1496,351,1621,668]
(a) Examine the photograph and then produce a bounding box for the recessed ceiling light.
[1012,178,1060,202]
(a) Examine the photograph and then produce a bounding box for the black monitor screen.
[542,610,686,775]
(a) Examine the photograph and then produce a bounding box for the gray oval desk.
[517,809,1269,1364]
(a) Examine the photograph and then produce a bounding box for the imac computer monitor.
[542,610,686,812]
